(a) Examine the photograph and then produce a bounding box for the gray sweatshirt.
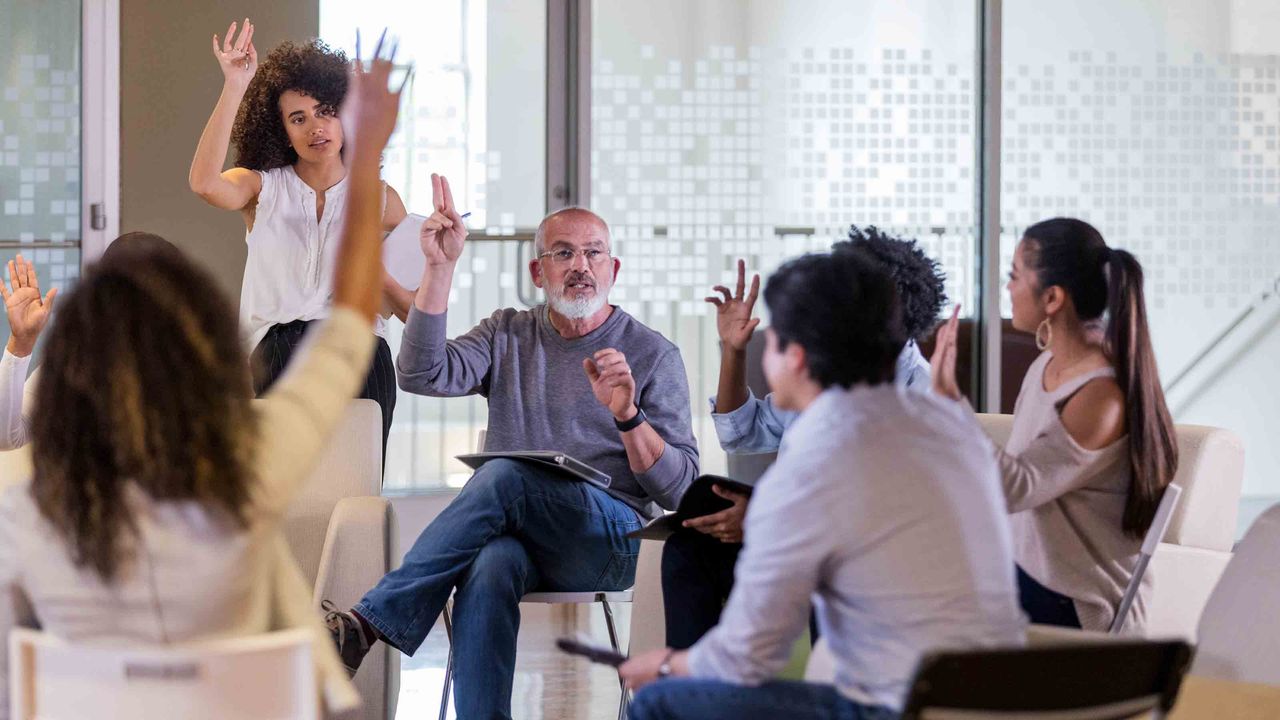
[397,304,699,519]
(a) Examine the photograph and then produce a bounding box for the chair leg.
[438,600,454,720]
[600,597,629,720]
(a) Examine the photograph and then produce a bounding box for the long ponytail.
[1023,218,1178,539]
[1105,248,1178,538]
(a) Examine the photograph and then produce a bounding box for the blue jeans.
[355,458,642,719]
[630,678,899,720]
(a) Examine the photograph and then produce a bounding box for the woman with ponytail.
[931,217,1177,633]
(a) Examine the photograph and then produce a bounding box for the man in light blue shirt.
[622,247,1024,720]
[663,227,949,649]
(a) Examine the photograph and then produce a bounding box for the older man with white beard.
[323,196,699,720]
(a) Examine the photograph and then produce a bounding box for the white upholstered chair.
[273,398,398,720]
[1189,501,1280,687]
[8,628,319,720]
[976,414,1244,639]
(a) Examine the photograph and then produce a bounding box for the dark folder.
[627,474,753,541]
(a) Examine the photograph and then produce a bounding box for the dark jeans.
[251,319,396,469]
[356,459,642,719]
[1016,564,1082,628]
[630,678,899,720]
[662,529,742,649]
[662,528,820,649]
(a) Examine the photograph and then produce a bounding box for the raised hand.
[583,348,637,421]
[2,255,58,358]
[705,259,760,352]
[212,18,257,90]
[339,28,408,156]
[419,173,468,267]
[929,304,962,401]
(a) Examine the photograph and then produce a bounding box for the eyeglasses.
[537,248,612,266]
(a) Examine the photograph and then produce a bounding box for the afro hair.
[231,39,348,171]
[832,226,948,342]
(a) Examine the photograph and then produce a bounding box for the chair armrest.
[312,496,394,608]
[312,496,398,720]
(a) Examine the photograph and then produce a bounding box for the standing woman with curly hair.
[189,19,433,462]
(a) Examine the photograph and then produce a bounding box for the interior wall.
[120,0,318,300]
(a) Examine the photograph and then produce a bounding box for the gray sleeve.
[396,307,496,397]
[633,347,700,510]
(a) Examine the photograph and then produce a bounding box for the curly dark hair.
[30,240,258,582]
[832,226,947,343]
[765,250,905,388]
[232,39,349,170]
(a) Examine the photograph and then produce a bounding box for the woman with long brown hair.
[0,41,408,715]
[932,217,1178,632]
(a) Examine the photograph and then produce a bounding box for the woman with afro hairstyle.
[658,226,947,651]
[190,19,446,462]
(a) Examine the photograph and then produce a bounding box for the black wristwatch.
[614,407,648,433]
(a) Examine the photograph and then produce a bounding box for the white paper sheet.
[382,213,427,289]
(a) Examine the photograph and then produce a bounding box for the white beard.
[547,289,608,319]
[546,279,610,319]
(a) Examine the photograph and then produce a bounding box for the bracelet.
[657,648,677,678]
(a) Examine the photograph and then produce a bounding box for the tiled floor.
[395,603,633,720]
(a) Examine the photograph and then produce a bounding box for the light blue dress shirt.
[708,340,932,454]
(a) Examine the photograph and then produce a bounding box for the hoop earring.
[1035,318,1053,351]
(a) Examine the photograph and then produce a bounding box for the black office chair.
[900,640,1194,719]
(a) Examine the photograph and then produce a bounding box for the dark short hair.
[232,39,349,170]
[763,249,905,389]
[832,225,947,342]
[102,231,183,262]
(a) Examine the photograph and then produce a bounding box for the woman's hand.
[339,29,407,157]
[706,259,760,352]
[212,18,257,91]
[929,304,962,401]
[2,255,57,358]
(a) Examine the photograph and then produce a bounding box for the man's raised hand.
[419,173,468,267]
[706,259,760,352]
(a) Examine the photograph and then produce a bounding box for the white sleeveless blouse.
[240,166,386,351]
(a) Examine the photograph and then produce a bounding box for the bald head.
[533,207,612,255]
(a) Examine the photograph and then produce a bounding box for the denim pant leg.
[629,678,898,720]
[355,458,641,654]
[451,535,540,720]
[446,473,641,718]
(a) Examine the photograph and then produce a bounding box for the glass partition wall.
[1001,0,1280,527]
[317,0,1280,523]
